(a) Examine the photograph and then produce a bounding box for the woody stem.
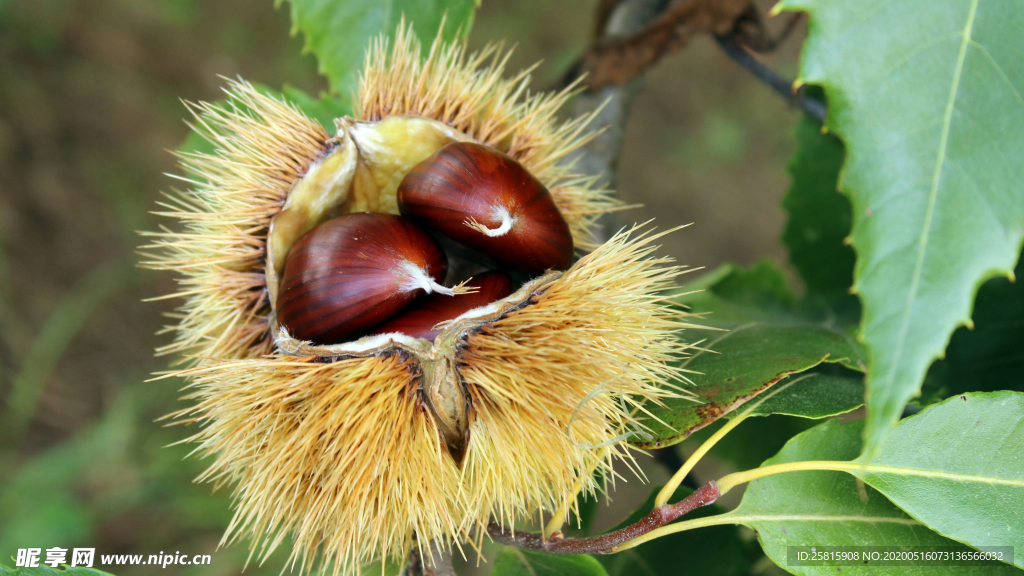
[713,32,827,124]
[487,481,720,554]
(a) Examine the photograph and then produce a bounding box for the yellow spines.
[145,21,697,576]
[141,80,330,362]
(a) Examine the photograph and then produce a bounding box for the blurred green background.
[0,0,803,573]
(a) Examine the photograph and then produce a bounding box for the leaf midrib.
[862,463,1024,487]
[754,460,1024,487]
[882,0,981,393]
[726,513,922,526]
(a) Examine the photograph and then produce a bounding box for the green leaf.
[778,0,1024,457]
[1,261,129,444]
[597,485,754,576]
[637,263,866,448]
[706,259,797,311]
[744,366,864,420]
[676,365,861,474]
[281,0,479,97]
[923,250,1024,402]
[491,548,607,576]
[1,565,115,576]
[781,106,857,313]
[684,414,818,473]
[857,392,1024,565]
[279,84,351,127]
[723,418,1022,575]
[635,323,861,449]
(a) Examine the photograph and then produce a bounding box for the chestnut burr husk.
[144,28,690,576]
[277,213,451,344]
[371,271,514,341]
[398,142,574,274]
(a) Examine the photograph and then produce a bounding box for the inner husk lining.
[265,114,567,355]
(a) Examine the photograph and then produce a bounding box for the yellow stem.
[544,463,597,537]
[621,459,864,551]
[654,413,749,507]
[616,515,741,551]
[653,372,821,507]
[716,460,865,496]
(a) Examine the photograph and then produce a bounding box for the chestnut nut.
[370,271,514,341]
[277,212,468,344]
[398,142,574,274]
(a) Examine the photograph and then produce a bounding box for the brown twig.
[572,0,752,89]
[568,0,825,129]
[566,0,672,243]
[729,3,802,53]
[487,481,721,554]
[713,32,826,123]
[593,0,630,39]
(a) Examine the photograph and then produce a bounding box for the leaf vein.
[733,514,922,526]
[860,463,1024,486]
[967,38,1024,112]
[881,0,981,393]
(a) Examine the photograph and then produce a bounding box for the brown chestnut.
[277,212,467,344]
[370,271,514,341]
[397,142,574,274]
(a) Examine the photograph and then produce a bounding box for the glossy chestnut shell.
[370,271,514,341]
[397,142,574,274]
[277,212,449,344]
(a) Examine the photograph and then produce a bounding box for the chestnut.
[277,212,467,344]
[397,142,574,274]
[370,271,514,341]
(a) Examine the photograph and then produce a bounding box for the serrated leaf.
[923,250,1024,402]
[722,418,1022,575]
[781,109,857,314]
[858,391,1024,565]
[491,548,607,576]
[597,485,753,576]
[778,0,1024,458]
[706,260,797,311]
[281,0,478,98]
[637,263,866,448]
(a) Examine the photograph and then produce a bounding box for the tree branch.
[570,0,753,89]
[567,0,673,244]
[487,481,720,554]
[713,32,827,123]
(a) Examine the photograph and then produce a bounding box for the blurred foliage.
[0,0,321,572]
[0,0,846,574]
